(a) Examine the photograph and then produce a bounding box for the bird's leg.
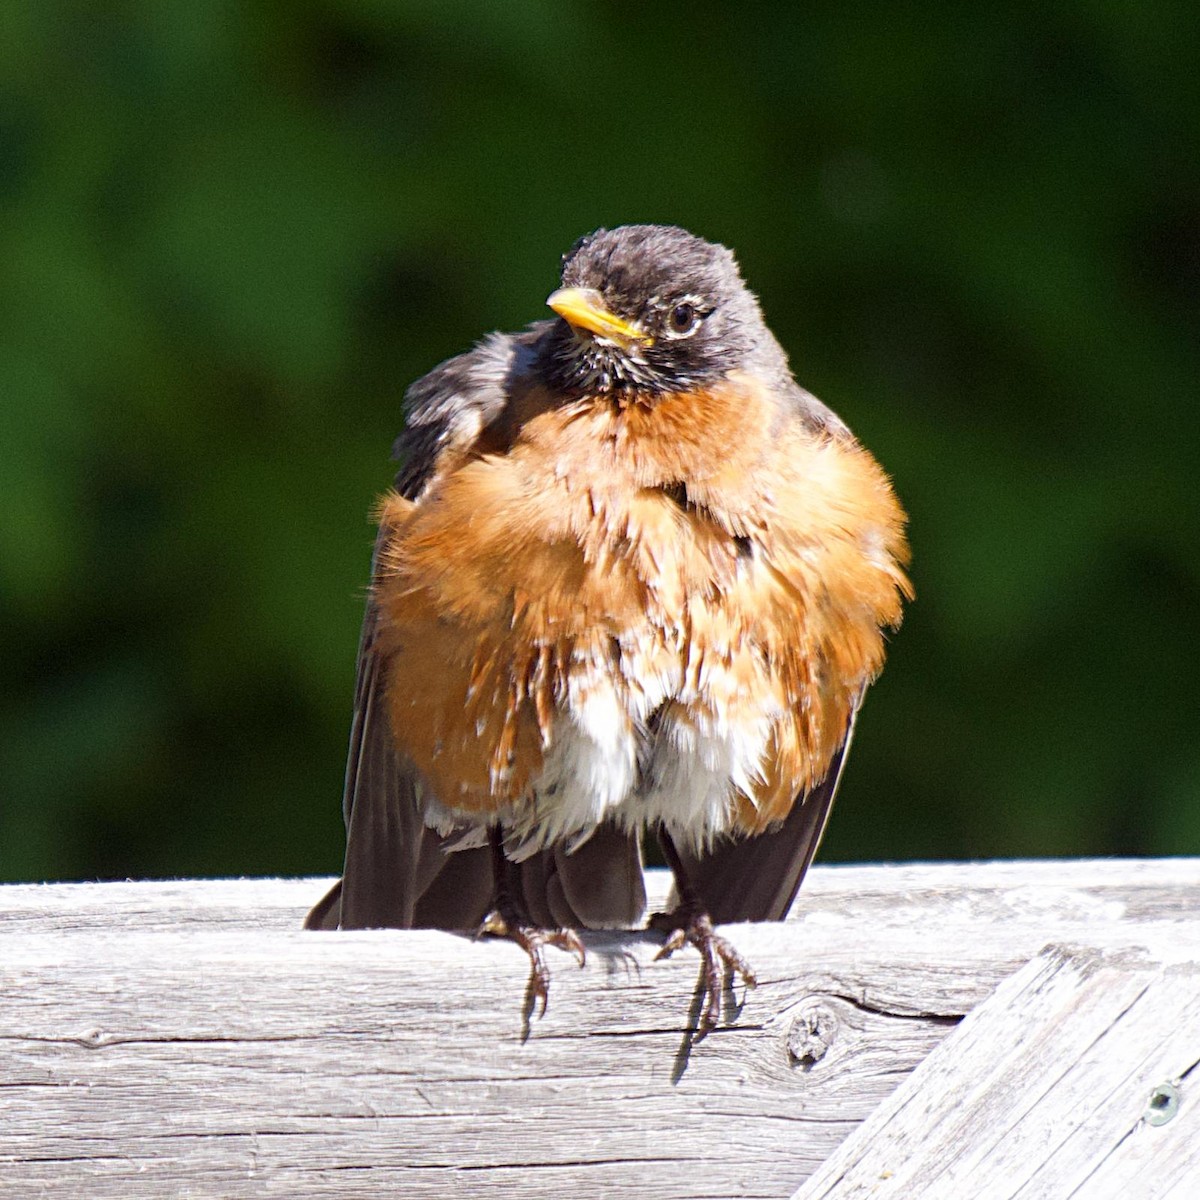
[477,825,586,1018]
[651,824,758,1039]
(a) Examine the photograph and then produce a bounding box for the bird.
[305,224,911,1038]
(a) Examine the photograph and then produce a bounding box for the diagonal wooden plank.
[1045,967,1200,1200]
[792,946,1200,1200]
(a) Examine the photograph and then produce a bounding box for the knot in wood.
[786,1000,839,1069]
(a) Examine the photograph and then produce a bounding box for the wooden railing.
[3,859,1197,1197]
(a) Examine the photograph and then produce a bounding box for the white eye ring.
[662,295,706,339]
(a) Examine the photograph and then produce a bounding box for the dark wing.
[304,544,492,931]
[671,707,860,925]
[392,326,546,497]
[306,325,645,932]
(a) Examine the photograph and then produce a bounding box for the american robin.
[306,225,911,1038]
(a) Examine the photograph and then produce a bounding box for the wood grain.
[2,859,1198,1198]
[792,945,1200,1199]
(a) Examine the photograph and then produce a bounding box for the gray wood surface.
[2,859,1198,1198]
[792,944,1200,1199]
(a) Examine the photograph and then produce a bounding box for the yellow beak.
[546,287,651,347]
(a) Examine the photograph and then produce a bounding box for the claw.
[480,826,586,1028]
[654,909,757,1040]
[478,910,586,1019]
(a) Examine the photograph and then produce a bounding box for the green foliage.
[2,1,1197,881]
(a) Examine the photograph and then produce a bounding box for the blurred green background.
[2,2,1197,885]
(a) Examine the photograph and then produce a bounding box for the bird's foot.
[652,906,757,1040]
[478,909,586,1018]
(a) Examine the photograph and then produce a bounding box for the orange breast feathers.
[373,371,911,845]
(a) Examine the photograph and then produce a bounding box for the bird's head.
[544,225,771,399]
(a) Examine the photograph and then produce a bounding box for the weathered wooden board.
[1,860,1198,1198]
[792,945,1200,1199]
[5,857,1198,936]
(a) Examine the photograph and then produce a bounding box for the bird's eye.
[667,302,700,340]
[668,302,699,335]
